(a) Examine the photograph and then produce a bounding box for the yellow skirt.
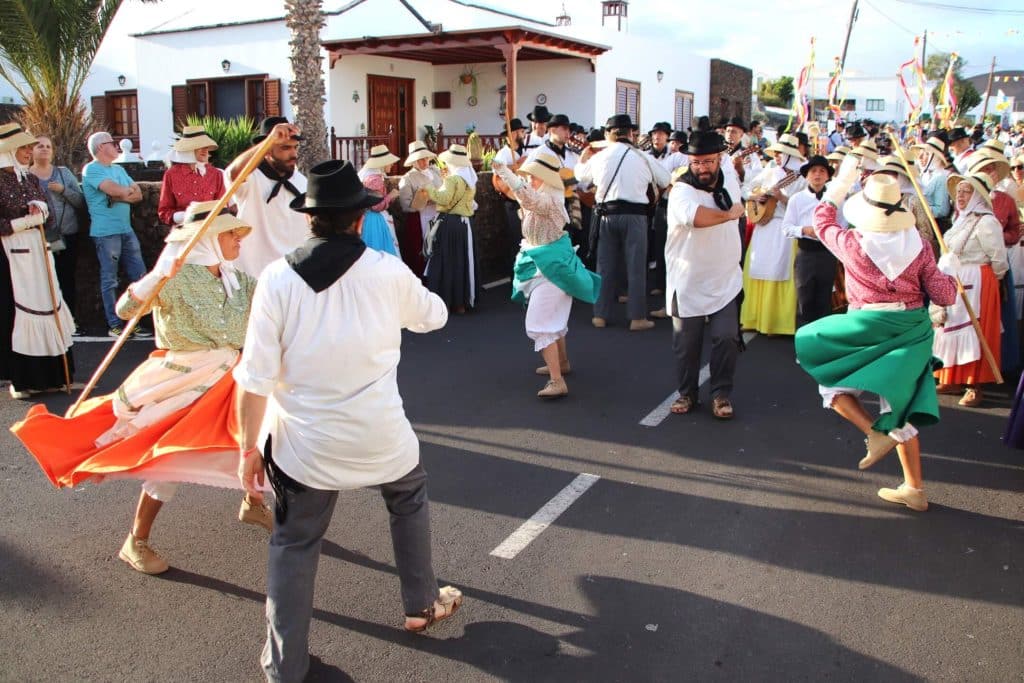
[740,247,797,335]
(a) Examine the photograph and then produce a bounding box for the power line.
[889,0,1024,15]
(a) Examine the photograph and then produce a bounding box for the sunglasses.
[1012,165,1024,171]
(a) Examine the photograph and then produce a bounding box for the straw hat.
[764,133,806,162]
[843,175,916,233]
[439,143,471,168]
[849,140,879,162]
[979,138,1005,155]
[0,123,37,153]
[826,146,850,163]
[166,200,252,241]
[173,125,218,152]
[912,136,950,168]
[946,171,994,208]
[364,144,399,169]
[874,155,917,180]
[404,140,436,166]
[519,150,563,191]
[966,148,1010,183]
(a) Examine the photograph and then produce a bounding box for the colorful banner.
[897,36,927,125]
[787,37,815,133]
[826,56,844,124]
[934,52,959,129]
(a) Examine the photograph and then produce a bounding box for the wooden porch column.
[498,39,521,140]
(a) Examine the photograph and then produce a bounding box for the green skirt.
[794,307,942,433]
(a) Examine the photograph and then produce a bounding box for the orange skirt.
[934,265,1002,386]
[10,351,241,489]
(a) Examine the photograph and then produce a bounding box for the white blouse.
[946,212,1009,278]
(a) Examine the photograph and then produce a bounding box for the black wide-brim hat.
[687,131,726,156]
[509,117,528,131]
[845,123,867,140]
[649,121,672,135]
[586,127,605,143]
[725,116,746,131]
[800,155,834,178]
[605,113,638,131]
[670,130,688,144]
[290,159,381,214]
[548,114,571,128]
[252,116,305,145]
[948,126,970,143]
[527,105,552,123]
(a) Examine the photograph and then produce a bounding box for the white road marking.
[639,331,757,427]
[483,277,511,290]
[490,473,600,559]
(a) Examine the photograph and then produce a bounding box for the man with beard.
[523,105,550,155]
[646,122,687,307]
[722,116,760,184]
[665,131,745,419]
[528,114,582,247]
[226,118,308,277]
[493,117,530,267]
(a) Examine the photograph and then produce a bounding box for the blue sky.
[514,0,1022,81]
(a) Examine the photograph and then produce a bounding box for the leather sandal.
[711,396,734,420]
[404,586,463,633]
[670,395,695,415]
[959,387,982,407]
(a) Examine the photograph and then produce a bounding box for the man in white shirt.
[225,117,309,277]
[782,155,841,327]
[576,114,671,330]
[646,122,686,309]
[722,116,761,184]
[235,160,460,682]
[948,126,974,174]
[493,117,529,267]
[522,105,550,154]
[666,131,746,419]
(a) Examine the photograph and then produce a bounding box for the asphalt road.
[1,285,1022,682]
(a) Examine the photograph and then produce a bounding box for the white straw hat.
[519,150,563,191]
[404,140,437,166]
[966,148,1010,183]
[842,174,916,233]
[167,200,252,241]
[173,126,218,152]
[764,133,806,162]
[849,140,879,162]
[946,171,994,209]
[364,145,399,169]
[439,143,471,168]
[0,123,37,153]
[826,146,850,162]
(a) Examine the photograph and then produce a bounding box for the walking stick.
[888,133,1004,384]
[36,226,71,394]
[65,133,278,417]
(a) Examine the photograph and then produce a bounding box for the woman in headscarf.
[157,125,226,226]
[0,123,74,399]
[873,155,938,254]
[397,141,442,275]
[795,163,957,512]
[13,201,270,575]
[494,150,601,399]
[931,171,1008,408]
[420,144,478,313]
[357,144,401,256]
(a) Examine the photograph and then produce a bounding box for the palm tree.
[284,0,329,172]
[0,0,138,169]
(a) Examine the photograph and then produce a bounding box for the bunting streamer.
[934,52,959,129]
[787,37,816,133]
[897,37,927,125]
[826,56,844,124]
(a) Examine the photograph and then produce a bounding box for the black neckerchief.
[650,146,667,159]
[809,185,825,200]
[545,140,566,160]
[678,168,733,211]
[285,232,366,293]
[259,160,301,204]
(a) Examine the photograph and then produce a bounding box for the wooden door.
[367,74,416,162]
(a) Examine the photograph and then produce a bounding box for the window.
[865,99,885,112]
[90,90,139,150]
[171,75,280,130]
[674,90,693,131]
[615,79,641,126]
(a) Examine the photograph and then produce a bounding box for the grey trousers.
[671,296,740,401]
[594,213,649,321]
[261,464,437,683]
[795,248,837,328]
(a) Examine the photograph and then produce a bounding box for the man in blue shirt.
[82,132,151,337]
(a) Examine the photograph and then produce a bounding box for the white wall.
[329,54,435,138]
[811,76,936,124]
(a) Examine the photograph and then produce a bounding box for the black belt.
[797,239,831,253]
[596,201,649,216]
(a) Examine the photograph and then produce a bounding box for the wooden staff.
[65,132,279,418]
[36,225,71,394]
[888,133,1003,384]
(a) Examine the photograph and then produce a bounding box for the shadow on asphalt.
[162,555,919,681]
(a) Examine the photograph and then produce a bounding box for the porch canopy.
[323,26,609,139]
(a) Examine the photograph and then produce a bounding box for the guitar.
[491,155,524,200]
[745,171,801,225]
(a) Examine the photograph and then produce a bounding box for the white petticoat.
[524,275,572,352]
[3,230,73,356]
[932,264,982,368]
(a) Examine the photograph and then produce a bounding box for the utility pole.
[921,29,927,69]
[839,0,859,72]
[981,56,997,122]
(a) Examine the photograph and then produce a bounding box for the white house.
[78,0,741,164]
[810,74,936,126]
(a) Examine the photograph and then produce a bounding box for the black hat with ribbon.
[605,113,639,131]
[649,121,673,135]
[508,117,528,131]
[686,131,726,156]
[252,116,305,145]
[290,160,381,213]
[800,155,834,178]
[670,130,688,145]
[547,113,571,128]
[948,126,970,143]
[527,105,552,123]
[725,116,747,132]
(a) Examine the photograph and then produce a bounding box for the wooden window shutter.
[91,95,108,130]
[616,82,627,115]
[171,84,188,132]
[264,79,281,118]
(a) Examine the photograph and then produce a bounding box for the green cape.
[511,233,601,305]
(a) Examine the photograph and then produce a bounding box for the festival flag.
[787,37,815,132]
[826,56,844,124]
[935,53,959,129]
[897,36,927,125]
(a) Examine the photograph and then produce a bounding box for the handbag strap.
[598,146,631,205]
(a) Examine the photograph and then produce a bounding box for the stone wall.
[709,59,753,125]
[72,174,513,332]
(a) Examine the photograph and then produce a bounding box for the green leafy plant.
[184,114,257,169]
[480,148,495,172]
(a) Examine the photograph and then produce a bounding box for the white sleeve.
[224,166,258,203]
[781,196,805,240]
[233,274,284,396]
[494,147,514,165]
[668,183,699,229]
[399,266,448,333]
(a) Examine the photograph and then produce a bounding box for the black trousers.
[795,248,838,328]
